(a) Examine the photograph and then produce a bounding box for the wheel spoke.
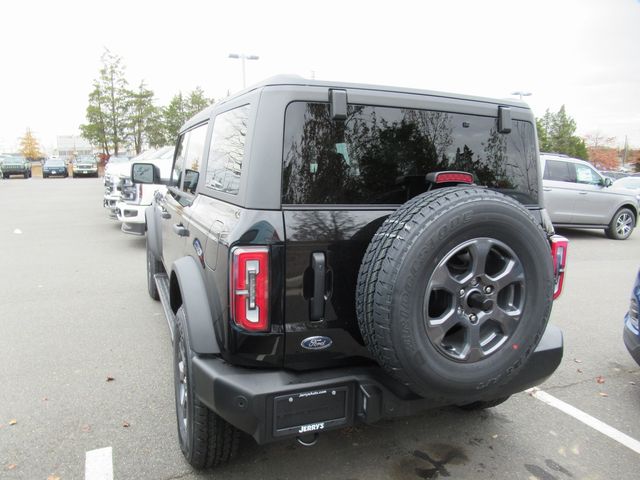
[491,307,520,335]
[468,240,493,277]
[463,327,484,362]
[429,265,464,294]
[428,310,463,345]
[490,259,525,290]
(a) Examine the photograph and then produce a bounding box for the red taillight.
[550,235,569,300]
[427,171,474,184]
[230,247,269,332]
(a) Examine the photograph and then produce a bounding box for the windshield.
[45,159,65,166]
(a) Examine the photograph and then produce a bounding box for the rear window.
[282,102,539,205]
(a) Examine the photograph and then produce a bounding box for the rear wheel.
[605,208,635,240]
[174,307,240,469]
[357,187,554,402]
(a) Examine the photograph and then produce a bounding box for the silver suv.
[541,153,639,239]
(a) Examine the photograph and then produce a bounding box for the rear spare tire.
[356,187,554,402]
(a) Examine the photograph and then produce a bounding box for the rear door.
[542,159,579,223]
[281,98,541,369]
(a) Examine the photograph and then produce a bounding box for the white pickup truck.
[116,147,174,235]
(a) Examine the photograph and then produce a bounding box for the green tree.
[535,106,588,159]
[159,87,214,145]
[81,49,130,156]
[80,81,110,155]
[126,81,157,155]
[19,128,42,160]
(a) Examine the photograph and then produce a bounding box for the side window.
[205,105,250,195]
[181,124,208,194]
[544,160,575,182]
[575,163,601,185]
[170,134,187,187]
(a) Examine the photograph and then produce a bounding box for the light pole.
[511,91,532,100]
[228,53,259,88]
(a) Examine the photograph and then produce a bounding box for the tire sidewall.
[174,307,196,461]
[385,195,553,399]
[610,208,635,240]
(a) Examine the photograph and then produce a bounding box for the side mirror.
[131,163,161,184]
[183,169,200,194]
[601,177,613,187]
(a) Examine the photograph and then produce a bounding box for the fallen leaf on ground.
[106,376,115,382]
[573,358,582,363]
[122,421,130,428]
[9,419,17,426]
[7,464,17,470]
[47,475,60,480]
[491,434,498,439]
[630,381,636,386]
[42,397,48,401]
[577,369,583,373]
[81,424,92,433]
[596,376,605,384]
[598,392,609,397]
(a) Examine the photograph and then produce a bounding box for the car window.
[544,160,576,182]
[181,124,208,195]
[283,102,539,205]
[170,134,187,187]
[204,105,250,196]
[575,163,601,185]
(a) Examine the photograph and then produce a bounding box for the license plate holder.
[273,386,349,437]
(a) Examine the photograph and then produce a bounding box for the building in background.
[56,135,93,160]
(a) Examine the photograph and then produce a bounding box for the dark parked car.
[1,156,32,178]
[623,269,640,366]
[133,76,568,470]
[42,158,68,178]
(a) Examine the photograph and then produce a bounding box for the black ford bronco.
[132,76,568,470]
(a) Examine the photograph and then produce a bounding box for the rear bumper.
[193,324,563,445]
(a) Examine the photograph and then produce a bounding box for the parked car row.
[541,153,640,240]
[102,147,174,236]
[0,155,102,179]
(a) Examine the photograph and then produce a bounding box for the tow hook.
[296,432,319,447]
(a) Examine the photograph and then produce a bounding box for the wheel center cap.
[466,291,493,312]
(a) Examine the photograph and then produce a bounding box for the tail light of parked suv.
[230,247,270,332]
[550,235,569,300]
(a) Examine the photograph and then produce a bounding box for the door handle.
[578,192,588,195]
[310,252,326,322]
[172,224,190,237]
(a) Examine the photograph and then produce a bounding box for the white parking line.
[527,387,640,455]
[85,446,113,480]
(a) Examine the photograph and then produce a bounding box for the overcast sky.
[1,0,638,153]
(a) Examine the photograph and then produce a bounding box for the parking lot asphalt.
[1,178,639,480]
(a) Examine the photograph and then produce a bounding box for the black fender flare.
[172,256,221,355]
[145,206,162,259]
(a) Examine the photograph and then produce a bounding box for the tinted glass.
[181,123,208,194]
[544,160,575,182]
[204,105,250,195]
[283,103,539,205]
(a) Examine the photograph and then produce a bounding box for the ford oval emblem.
[301,336,333,350]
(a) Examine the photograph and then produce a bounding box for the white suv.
[541,153,639,239]
[116,147,174,235]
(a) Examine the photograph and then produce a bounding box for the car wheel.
[146,239,164,301]
[23,172,28,179]
[174,306,240,469]
[356,187,554,402]
[605,208,635,240]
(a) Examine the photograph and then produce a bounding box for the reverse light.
[230,247,270,332]
[550,235,569,300]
